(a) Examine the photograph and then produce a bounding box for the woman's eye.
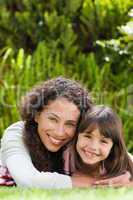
[66,123,76,128]
[49,117,57,122]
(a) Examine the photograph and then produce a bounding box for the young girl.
[64,105,133,186]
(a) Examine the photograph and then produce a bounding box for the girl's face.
[76,128,113,165]
[35,97,80,152]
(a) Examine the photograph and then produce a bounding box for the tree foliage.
[0,0,133,152]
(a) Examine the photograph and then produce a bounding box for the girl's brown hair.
[74,105,133,179]
[20,77,93,173]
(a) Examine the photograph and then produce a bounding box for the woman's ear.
[34,113,40,123]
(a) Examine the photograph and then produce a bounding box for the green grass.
[0,187,132,200]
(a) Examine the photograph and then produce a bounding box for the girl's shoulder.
[63,145,75,175]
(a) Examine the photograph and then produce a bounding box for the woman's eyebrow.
[66,120,77,124]
[46,112,60,119]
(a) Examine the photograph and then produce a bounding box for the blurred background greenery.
[0,0,133,152]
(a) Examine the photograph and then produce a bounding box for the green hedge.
[0,0,133,152]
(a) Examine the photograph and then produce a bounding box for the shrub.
[0,0,132,152]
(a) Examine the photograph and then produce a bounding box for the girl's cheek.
[102,146,111,155]
[77,140,84,148]
[81,139,90,147]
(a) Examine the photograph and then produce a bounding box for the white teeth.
[84,151,97,157]
[49,136,63,145]
[85,151,92,157]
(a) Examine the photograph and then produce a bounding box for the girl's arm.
[92,171,132,187]
[1,121,72,189]
[93,153,133,187]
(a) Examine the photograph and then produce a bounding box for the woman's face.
[76,128,113,165]
[35,97,80,152]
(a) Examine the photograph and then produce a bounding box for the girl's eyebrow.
[84,130,92,134]
[101,135,111,140]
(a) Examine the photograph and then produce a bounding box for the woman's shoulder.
[1,121,29,164]
[2,121,25,140]
[6,121,25,130]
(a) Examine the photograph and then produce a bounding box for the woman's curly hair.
[20,77,93,173]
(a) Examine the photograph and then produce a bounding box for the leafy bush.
[0,0,132,152]
[0,0,132,52]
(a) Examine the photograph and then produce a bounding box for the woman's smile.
[48,134,66,145]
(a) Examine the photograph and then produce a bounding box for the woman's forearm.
[71,174,93,188]
[1,122,72,188]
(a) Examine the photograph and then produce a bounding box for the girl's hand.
[0,165,16,186]
[92,171,132,187]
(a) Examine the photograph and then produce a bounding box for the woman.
[64,105,133,187]
[0,77,93,188]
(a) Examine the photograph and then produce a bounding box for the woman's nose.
[55,124,66,137]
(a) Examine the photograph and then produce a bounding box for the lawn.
[0,187,132,200]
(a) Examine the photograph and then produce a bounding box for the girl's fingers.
[0,165,13,179]
[92,182,131,188]
[0,178,16,186]
[93,171,131,186]
[0,174,13,179]
[0,165,16,186]
[5,181,16,186]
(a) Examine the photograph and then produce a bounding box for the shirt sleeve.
[128,152,133,162]
[0,121,72,188]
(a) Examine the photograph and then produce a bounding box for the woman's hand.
[71,172,96,188]
[92,171,132,187]
[0,165,16,186]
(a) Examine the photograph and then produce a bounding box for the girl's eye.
[101,140,108,144]
[84,134,92,139]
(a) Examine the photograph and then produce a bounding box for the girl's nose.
[89,139,100,150]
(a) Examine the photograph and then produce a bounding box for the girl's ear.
[109,144,114,155]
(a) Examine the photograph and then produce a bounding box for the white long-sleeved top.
[0,121,72,188]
